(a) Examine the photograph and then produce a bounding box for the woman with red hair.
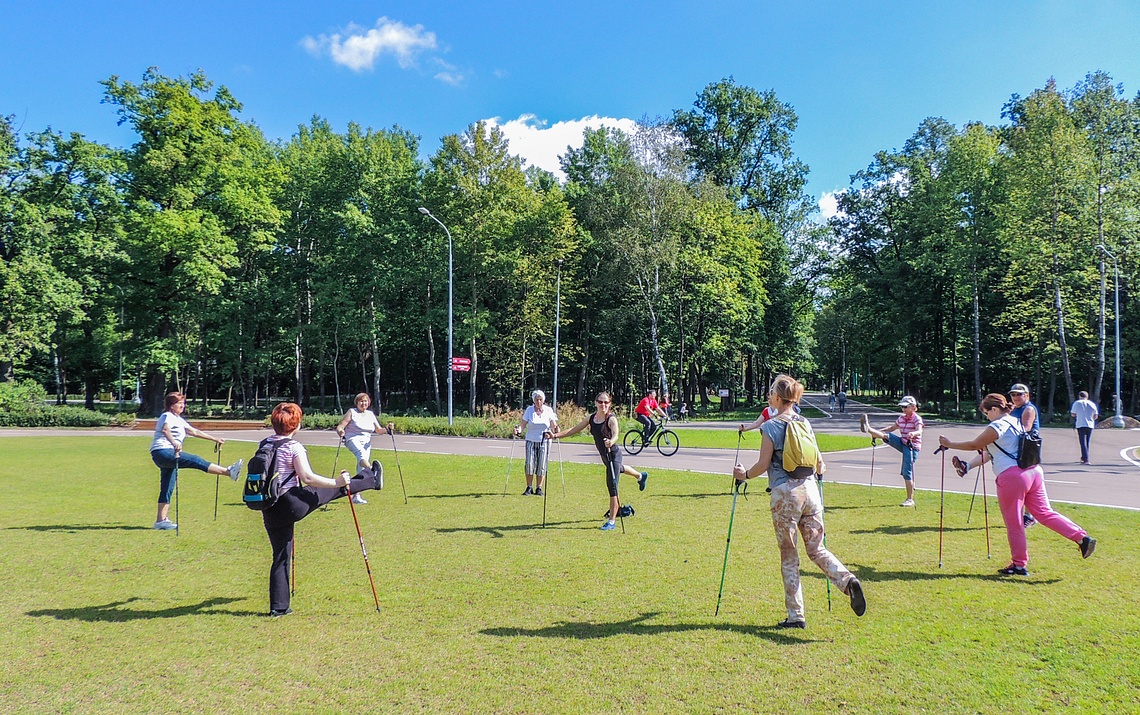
[261,402,382,616]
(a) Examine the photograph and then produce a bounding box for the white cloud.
[302,17,436,72]
[818,190,842,220]
[485,114,638,182]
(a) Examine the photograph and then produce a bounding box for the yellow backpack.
[781,415,819,478]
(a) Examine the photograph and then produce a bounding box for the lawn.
[1,435,1137,714]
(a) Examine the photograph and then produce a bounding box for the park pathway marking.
[1121,446,1140,469]
[1044,479,1079,485]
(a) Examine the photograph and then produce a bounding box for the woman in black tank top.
[551,391,649,531]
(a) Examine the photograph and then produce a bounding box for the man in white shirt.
[1069,390,1100,465]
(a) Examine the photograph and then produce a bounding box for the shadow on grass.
[481,612,825,645]
[27,596,264,622]
[845,563,1061,586]
[409,492,502,500]
[850,525,985,536]
[436,519,594,538]
[6,523,152,533]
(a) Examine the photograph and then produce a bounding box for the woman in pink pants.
[938,393,1096,576]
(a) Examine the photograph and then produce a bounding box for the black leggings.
[597,445,623,498]
[261,468,380,612]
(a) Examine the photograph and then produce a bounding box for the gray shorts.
[524,439,550,477]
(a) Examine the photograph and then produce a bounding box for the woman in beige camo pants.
[733,374,867,628]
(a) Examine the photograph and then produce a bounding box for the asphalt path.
[5,411,1140,510]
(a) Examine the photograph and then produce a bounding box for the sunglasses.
[595,400,610,405]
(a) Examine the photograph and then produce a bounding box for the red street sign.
[452,364,471,372]
[450,357,471,366]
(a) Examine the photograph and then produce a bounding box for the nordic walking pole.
[980,455,991,559]
[732,430,743,495]
[966,465,982,523]
[502,432,518,496]
[868,438,877,504]
[541,435,551,528]
[344,479,382,613]
[213,443,222,521]
[818,475,832,611]
[934,446,947,567]
[322,437,345,512]
[715,477,744,616]
[556,438,566,498]
[174,463,179,537]
[390,429,408,504]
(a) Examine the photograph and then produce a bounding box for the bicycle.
[624,415,680,457]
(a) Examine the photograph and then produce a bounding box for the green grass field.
[2,435,1137,714]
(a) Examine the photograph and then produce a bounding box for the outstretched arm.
[552,415,590,439]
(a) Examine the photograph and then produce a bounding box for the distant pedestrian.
[860,396,923,507]
[679,402,689,422]
[1070,391,1099,465]
[828,392,836,411]
[150,391,244,530]
[939,393,1096,577]
[837,390,847,413]
[732,374,866,628]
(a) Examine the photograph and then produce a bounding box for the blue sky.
[4,1,1139,213]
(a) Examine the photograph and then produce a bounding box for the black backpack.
[242,437,296,511]
[992,419,1042,469]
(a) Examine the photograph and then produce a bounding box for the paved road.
[5,409,1140,509]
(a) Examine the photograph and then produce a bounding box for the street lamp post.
[1097,244,1125,428]
[552,259,562,411]
[419,207,454,425]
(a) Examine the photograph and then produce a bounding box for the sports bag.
[780,415,819,479]
[992,419,1042,469]
[242,437,296,510]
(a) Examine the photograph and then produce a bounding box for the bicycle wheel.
[656,429,680,457]
[623,429,646,455]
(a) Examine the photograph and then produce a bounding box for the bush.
[0,405,111,427]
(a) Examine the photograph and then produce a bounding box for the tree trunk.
[972,279,983,403]
[1052,266,1075,406]
[1094,257,1106,402]
[369,297,381,413]
[468,336,478,415]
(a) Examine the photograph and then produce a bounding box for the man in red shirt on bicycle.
[635,389,668,441]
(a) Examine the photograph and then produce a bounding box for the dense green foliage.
[1,70,1136,419]
[819,73,1139,418]
[1,436,1136,714]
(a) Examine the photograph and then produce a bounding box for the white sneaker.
[228,458,244,481]
[153,519,177,530]
[900,498,916,508]
[351,494,367,505]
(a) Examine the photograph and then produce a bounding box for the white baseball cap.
[897,396,917,407]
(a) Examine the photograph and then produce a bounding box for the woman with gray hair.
[514,390,559,496]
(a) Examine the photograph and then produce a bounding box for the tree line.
[1,69,1136,419]
[2,71,821,416]
[818,71,1138,421]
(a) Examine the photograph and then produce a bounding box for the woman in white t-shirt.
[262,402,382,616]
[938,393,1096,576]
[149,391,244,530]
[513,390,558,496]
[335,393,394,504]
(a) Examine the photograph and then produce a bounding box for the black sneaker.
[847,578,867,616]
[371,461,383,490]
[777,619,806,629]
[1023,513,1036,528]
[534,487,544,496]
[638,472,648,491]
[997,565,1029,576]
[269,608,293,618]
[952,456,969,478]
[522,486,534,496]
[1080,536,1096,559]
